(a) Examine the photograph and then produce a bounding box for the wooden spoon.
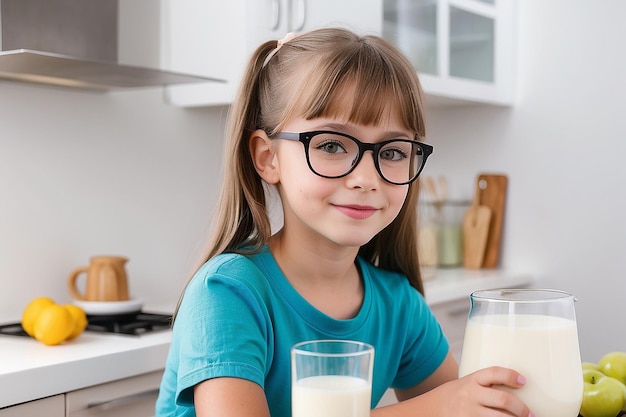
[463,178,492,269]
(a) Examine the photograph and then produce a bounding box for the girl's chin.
[326,234,376,249]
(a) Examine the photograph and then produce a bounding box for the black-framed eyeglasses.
[270,131,433,185]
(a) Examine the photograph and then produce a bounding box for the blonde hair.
[177,28,428,316]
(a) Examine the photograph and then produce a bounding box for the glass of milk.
[291,340,374,417]
[458,289,583,417]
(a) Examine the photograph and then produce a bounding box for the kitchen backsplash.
[0,84,228,320]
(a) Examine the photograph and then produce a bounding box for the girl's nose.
[345,151,380,189]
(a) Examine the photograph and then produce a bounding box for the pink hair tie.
[262,32,297,68]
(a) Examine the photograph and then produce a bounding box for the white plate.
[72,298,143,315]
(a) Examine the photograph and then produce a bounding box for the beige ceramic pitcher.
[67,256,130,302]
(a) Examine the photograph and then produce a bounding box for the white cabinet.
[66,370,163,417]
[383,0,515,105]
[430,296,471,361]
[162,0,383,107]
[0,371,162,417]
[0,395,64,417]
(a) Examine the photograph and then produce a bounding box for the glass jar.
[437,200,468,267]
[418,200,469,268]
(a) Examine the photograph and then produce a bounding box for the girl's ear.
[249,129,280,184]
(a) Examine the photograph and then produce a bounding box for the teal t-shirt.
[155,246,448,417]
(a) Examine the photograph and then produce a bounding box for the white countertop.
[0,330,171,408]
[423,268,533,305]
[0,269,532,409]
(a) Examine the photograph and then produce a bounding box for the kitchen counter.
[0,329,171,408]
[423,268,533,305]
[0,269,532,409]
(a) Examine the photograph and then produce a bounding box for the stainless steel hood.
[0,0,222,91]
[0,49,221,91]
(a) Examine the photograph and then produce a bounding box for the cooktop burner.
[0,312,172,337]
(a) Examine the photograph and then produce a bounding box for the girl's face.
[272,114,412,250]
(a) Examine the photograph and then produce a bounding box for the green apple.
[599,352,626,385]
[583,362,601,372]
[580,369,625,417]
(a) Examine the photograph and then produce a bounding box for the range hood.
[0,0,222,91]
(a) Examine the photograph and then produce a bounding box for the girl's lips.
[334,204,378,220]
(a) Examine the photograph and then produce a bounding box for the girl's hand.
[374,359,533,417]
[435,366,534,417]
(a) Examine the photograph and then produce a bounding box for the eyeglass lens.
[306,132,424,184]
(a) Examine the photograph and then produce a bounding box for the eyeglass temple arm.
[271,132,300,141]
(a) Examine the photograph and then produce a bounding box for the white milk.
[292,375,371,417]
[459,314,583,417]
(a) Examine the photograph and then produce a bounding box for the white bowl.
[72,298,143,315]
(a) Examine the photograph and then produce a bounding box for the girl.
[156,28,532,417]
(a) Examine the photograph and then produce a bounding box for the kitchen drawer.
[0,394,64,417]
[66,370,163,417]
[430,297,471,359]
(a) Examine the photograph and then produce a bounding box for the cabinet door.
[162,0,268,106]
[163,0,383,107]
[430,297,471,361]
[65,370,163,417]
[383,0,438,75]
[0,394,64,417]
[383,0,515,105]
[295,0,382,34]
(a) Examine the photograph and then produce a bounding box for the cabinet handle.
[292,0,306,31]
[86,388,160,411]
[270,0,281,30]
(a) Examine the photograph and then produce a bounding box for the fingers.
[469,367,534,417]
[477,386,532,417]
[473,366,527,389]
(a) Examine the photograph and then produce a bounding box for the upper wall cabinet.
[162,0,383,107]
[383,0,515,106]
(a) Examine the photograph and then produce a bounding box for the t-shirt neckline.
[254,245,372,336]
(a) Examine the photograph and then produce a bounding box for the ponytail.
[173,41,278,319]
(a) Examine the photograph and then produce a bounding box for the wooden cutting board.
[463,182,492,270]
[477,174,508,268]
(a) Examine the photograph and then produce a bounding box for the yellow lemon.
[21,297,55,337]
[64,304,88,340]
[33,304,75,346]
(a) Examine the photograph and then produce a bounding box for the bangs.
[283,36,425,139]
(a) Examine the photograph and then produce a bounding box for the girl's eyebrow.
[310,122,412,139]
[309,122,351,132]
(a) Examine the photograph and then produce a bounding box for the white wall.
[0,0,227,319]
[425,0,626,361]
[0,84,228,319]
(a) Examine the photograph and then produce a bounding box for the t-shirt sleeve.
[392,289,450,389]
[172,257,273,406]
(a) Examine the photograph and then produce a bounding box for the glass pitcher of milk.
[458,289,583,417]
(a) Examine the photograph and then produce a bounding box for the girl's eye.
[316,140,348,154]
[379,146,409,161]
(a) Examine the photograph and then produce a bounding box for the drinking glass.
[458,289,583,417]
[291,340,374,417]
